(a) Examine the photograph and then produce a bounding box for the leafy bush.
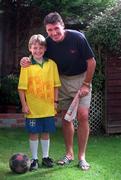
[0,74,20,106]
[85,0,121,91]
[86,0,121,55]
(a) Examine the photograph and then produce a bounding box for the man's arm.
[79,57,96,96]
[20,57,31,68]
[83,57,96,85]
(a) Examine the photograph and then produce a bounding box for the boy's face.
[45,22,65,42]
[29,42,46,60]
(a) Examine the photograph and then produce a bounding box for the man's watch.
[82,81,90,88]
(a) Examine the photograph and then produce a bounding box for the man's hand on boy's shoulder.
[20,57,31,68]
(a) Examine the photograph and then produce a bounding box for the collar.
[31,56,48,67]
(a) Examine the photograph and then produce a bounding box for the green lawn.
[0,128,121,180]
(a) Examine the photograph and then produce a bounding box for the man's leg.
[62,117,74,159]
[58,74,82,163]
[57,111,74,165]
[77,107,89,160]
[77,106,90,170]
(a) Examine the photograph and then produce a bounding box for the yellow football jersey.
[18,59,61,118]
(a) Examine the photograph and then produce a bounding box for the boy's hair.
[44,12,64,27]
[28,34,46,48]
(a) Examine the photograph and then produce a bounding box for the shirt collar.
[31,56,48,67]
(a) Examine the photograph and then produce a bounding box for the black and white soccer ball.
[9,153,31,174]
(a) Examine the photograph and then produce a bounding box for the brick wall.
[0,113,25,128]
[0,113,62,128]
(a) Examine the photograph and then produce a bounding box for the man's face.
[45,22,65,42]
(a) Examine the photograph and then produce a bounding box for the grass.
[0,128,121,180]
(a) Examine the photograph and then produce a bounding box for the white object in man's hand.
[64,91,80,122]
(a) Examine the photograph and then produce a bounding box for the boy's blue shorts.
[25,117,56,133]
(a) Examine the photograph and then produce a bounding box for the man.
[20,12,96,170]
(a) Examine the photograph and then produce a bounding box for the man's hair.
[44,12,64,27]
[28,34,46,48]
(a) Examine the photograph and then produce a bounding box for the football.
[9,153,31,174]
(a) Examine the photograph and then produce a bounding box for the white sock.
[41,139,50,158]
[29,139,38,160]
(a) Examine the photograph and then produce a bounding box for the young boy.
[18,34,61,171]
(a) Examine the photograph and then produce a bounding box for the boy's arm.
[18,89,30,114]
[54,87,59,110]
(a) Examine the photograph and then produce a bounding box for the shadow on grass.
[4,164,77,180]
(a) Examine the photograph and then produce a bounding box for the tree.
[0,0,118,76]
[1,0,117,28]
[86,0,121,91]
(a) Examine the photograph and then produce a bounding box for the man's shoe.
[30,159,39,171]
[57,155,73,165]
[78,160,90,171]
[42,157,54,168]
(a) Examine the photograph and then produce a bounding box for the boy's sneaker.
[29,159,39,171]
[42,157,54,168]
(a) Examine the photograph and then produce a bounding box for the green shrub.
[0,74,20,106]
[86,0,121,91]
[86,1,121,55]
